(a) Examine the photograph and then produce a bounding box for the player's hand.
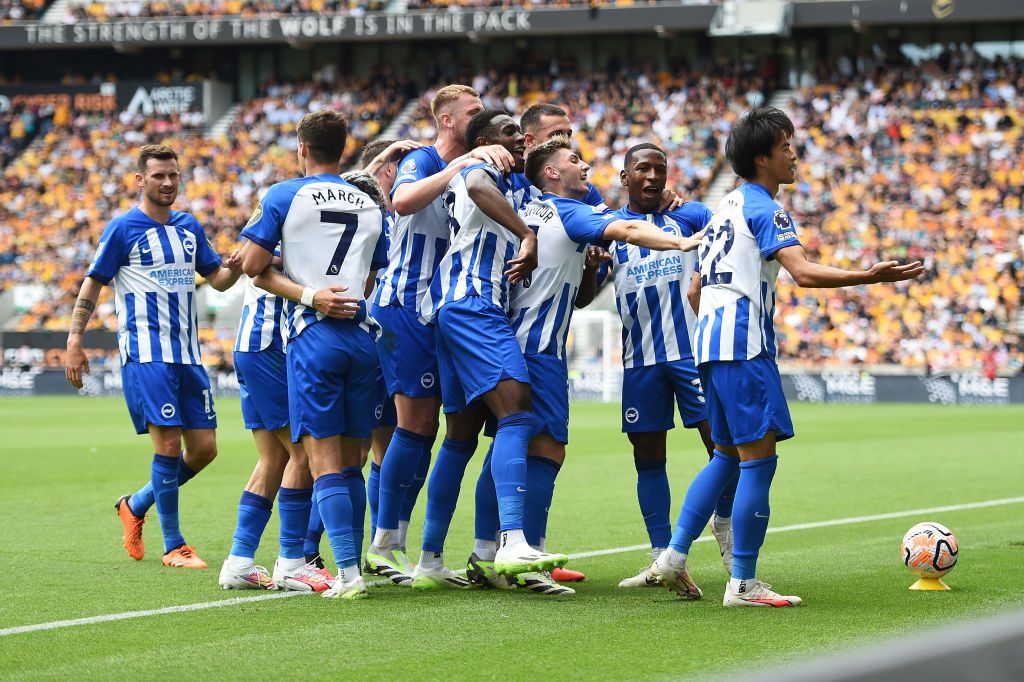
[505,233,538,285]
[383,139,422,161]
[225,248,243,272]
[65,340,90,389]
[865,260,925,283]
[469,144,515,173]
[677,229,705,252]
[312,286,362,319]
[584,245,611,270]
[660,188,683,212]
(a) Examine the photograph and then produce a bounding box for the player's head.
[521,103,572,150]
[136,145,180,208]
[431,84,483,149]
[620,143,668,213]
[525,136,590,200]
[341,170,387,210]
[360,136,400,190]
[296,109,348,174]
[466,108,526,172]
[726,106,797,185]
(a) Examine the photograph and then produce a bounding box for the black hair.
[623,143,666,170]
[725,107,795,180]
[465,108,512,150]
[520,103,568,134]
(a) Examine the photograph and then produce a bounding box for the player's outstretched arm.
[774,245,925,288]
[576,246,612,309]
[65,276,103,389]
[602,219,703,252]
[464,168,537,284]
[392,145,513,216]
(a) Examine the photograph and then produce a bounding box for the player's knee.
[628,432,667,462]
[189,441,218,468]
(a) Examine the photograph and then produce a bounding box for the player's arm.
[602,219,703,252]
[65,277,104,389]
[575,246,611,309]
[774,245,925,288]
[464,167,537,284]
[392,145,514,215]
[687,270,702,314]
[203,248,244,291]
[363,139,422,176]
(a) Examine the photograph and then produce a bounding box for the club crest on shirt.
[401,158,417,175]
[182,235,196,256]
[245,204,263,228]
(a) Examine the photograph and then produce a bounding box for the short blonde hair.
[430,84,479,120]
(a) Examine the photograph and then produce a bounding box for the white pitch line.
[3,495,1022,638]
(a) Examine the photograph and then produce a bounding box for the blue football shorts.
[286,318,378,442]
[697,354,795,446]
[372,301,441,398]
[121,361,216,435]
[621,358,708,433]
[434,296,530,414]
[234,348,289,432]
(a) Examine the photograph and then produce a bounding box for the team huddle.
[65,84,923,605]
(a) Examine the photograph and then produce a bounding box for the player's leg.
[409,406,482,589]
[722,357,799,607]
[467,442,511,588]
[367,302,440,580]
[274,436,333,592]
[220,428,285,589]
[618,363,674,587]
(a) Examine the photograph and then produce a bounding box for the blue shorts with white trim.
[698,354,794,446]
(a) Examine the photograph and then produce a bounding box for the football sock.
[662,546,687,565]
[129,453,196,516]
[731,455,778,581]
[473,445,499,542]
[652,547,665,563]
[313,473,357,570]
[277,556,306,572]
[715,452,738,519]
[229,491,273,559]
[491,412,532,531]
[151,454,186,553]
[498,528,529,548]
[277,487,312,560]
[400,438,433,524]
[421,438,476,553]
[525,456,560,548]
[376,427,431,538]
[473,539,497,562]
[367,461,381,543]
[669,450,740,555]
[419,550,444,570]
[303,499,324,559]
[343,466,366,565]
[635,459,672,550]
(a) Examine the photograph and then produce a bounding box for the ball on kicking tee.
[902,522,958,579]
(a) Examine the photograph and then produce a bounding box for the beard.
[147,188,177,206]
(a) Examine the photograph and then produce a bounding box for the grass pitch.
[1,397,1022,680]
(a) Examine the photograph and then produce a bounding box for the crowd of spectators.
[774,46,1024,373]
[66,0,384,21]
[0,0,48,22]
[0,69,413,369]
[395,55,772,207]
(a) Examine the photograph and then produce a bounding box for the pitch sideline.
[3,495,1022,638]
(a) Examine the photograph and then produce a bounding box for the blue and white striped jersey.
[375,146,449,311]
[607,202,712,369]
[235,248,286,353]
[86,206,222,366]
[368,212,395,303]
[511,195,613,358]
[241,174,386,340]
[420,163,519,321]
[511,172,607,211]
[693,183,801,365]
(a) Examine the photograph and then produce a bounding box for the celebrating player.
[468,137,704,595]
[367,85,514,585]
[65,145,243,569]
[652,106,924,606]
[602,143,735,588]
[218,246,332,593]
[240,109,386,600]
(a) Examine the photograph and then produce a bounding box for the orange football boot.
[115,495,146,561]
[162,545,209,569]
[550,567,586,582]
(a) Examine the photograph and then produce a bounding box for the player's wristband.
[300,287,316,307]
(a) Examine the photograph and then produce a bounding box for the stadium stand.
[65,0,386,21]
[775,47,1024,373]
[0,0,49,21]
